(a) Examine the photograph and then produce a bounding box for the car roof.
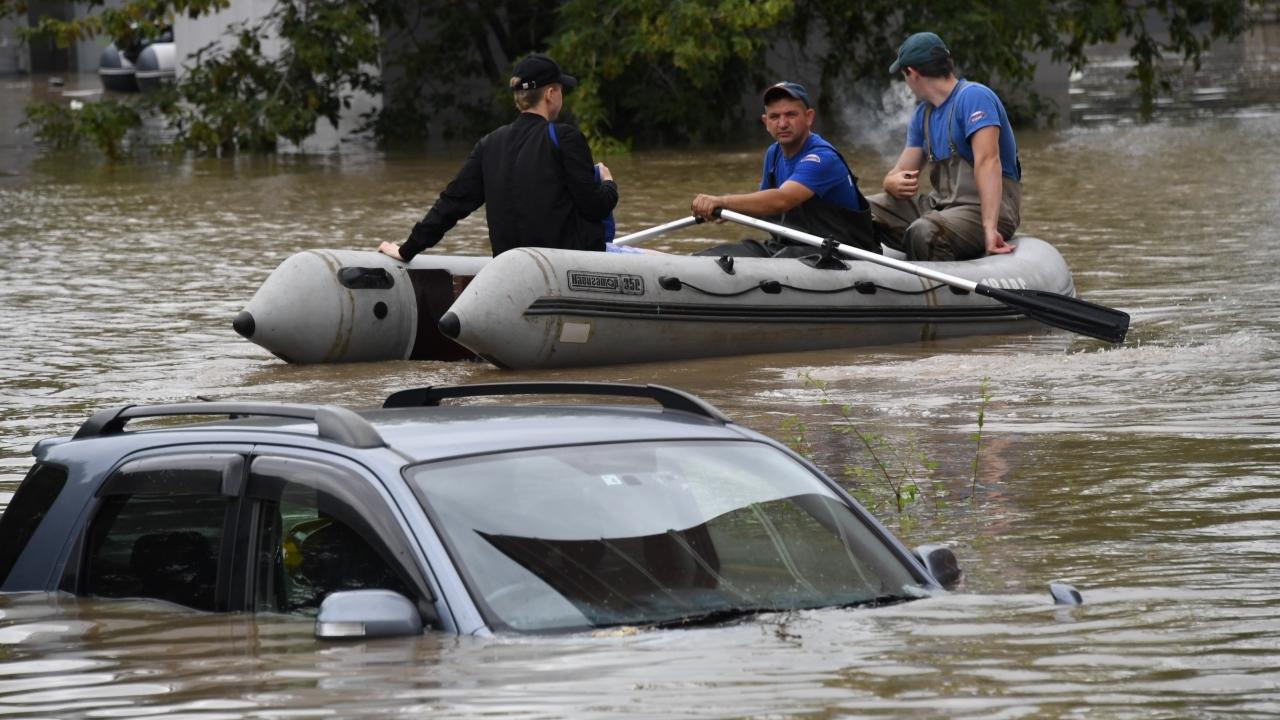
[362,405,753,462]
[44,383,762,465]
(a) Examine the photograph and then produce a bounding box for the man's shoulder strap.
[805,134,859,185]
[765,142,783,187]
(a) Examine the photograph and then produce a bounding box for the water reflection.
[4,586,1280,717]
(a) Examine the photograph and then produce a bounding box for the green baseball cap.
[888,32,950,74]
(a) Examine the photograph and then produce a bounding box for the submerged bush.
[24,98,142,160]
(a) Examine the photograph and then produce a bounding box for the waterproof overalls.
[765,139,880,255]
[867,81,1022,261]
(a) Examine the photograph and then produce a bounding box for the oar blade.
[977,285,1130,344]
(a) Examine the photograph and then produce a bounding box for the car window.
[246,456,416,616]
[81,454,238,611]
[408,441,920,632]
[0,463,68,587]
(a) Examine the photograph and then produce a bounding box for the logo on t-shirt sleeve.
[968,110,988,125]
[800,153,822,163]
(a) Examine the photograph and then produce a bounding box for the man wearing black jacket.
[378,54,618,261]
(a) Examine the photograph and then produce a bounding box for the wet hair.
[510,77,549,110]
[910,55,955,78]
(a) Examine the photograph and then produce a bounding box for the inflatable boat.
[135,42,176,91]
[98,29,174,93]
[234,232,1095,368]
[98,43,139,92]
[233,250,490,364]
[439,235,1076,368]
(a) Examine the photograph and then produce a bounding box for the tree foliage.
[13,0,230,48]
[158,0,385,153]
[12,0,387,154]
[373,0,561,144]
[550,0,793,149]
[22,97,141,159]
[796,0,1267,123]
[6,0,1275,156]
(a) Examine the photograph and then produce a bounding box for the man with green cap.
[867,32,1022,261]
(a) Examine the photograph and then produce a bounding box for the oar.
[715,208,1130,344]
[612,216,703,246]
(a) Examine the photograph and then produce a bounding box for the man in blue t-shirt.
[867,32,1023,261]
[691,82,879,256]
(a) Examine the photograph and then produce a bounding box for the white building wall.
[0,15,27,74]
[70,0,125,74]
[173,0,281,71]
[173,0,378,151]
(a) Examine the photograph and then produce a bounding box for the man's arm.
[882,146,925,199]
[379,141,487,262]
[970,126,1012,255]
[556,125,619,221]
[691,181,813,221]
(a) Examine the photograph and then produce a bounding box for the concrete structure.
[172,0,282,70]
[0,0,116,74]
[172,0,377,150]
[0,14,29,74]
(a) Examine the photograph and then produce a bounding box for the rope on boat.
[656,276,952,298]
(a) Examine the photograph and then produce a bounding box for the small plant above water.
[784,372,995,514]
[796,372,937,513]
[971,376,992,494]
[23,98,142,160]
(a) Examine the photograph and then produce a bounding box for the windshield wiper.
[835,593,917,609]
[642,606,775,630]
[603,594,920,632]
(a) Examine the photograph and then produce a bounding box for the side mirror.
[315,589,424,640]
[1049,582,1083,606]
[914,544,962,589]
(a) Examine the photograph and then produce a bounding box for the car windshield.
[407,440,923,632]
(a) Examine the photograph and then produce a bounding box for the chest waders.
[767,142,881,255]
[867,82,1022,261]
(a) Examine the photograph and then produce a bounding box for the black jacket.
[400,112,619,259]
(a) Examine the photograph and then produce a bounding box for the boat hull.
[98,45,138,93]
[135,43,176,92]
[442,236,1074,368]
[234,250,489,363]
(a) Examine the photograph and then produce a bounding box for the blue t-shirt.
[760,133,867,211]
[906,81,1020,181]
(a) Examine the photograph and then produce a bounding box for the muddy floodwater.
[2,66,1280,716]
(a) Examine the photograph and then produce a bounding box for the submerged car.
[0,382,965,638]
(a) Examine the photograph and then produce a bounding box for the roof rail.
[382,382,731,423]
[72,402,385,449]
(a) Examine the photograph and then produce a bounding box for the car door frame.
[51,441,450,632]
[232,444,448,630]
[57,443,255,611]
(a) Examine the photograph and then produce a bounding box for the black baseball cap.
[512,53,578,91]
[762,81,810,108]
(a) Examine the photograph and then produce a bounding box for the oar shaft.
[716,208,1129,344]
[613,216,703,246]
[717,209,980,292]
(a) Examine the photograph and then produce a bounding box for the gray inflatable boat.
[233,250,489,364]
[439,236,1075,368]
[234,236,1078,367]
